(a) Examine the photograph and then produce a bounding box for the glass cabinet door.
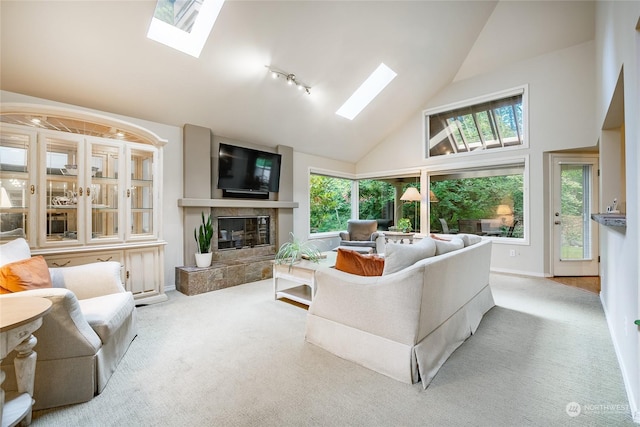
[88,141,123,242]
[0,128,35,242]
[41,133,83,245]
[128,146,156,239]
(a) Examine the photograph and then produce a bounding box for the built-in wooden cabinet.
[0,105,167,304]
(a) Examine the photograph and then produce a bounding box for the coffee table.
[273,251,337,305]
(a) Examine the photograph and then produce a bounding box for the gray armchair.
[339,220,382,253]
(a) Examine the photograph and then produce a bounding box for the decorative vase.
[195,252,212,268]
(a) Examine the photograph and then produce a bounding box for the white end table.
[273,252,337,305]
[1,297,52,427]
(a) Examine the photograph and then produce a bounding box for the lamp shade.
[496,204,513,215]
[400,187,421,201]
[429,190,438,202]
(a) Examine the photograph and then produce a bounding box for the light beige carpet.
[32,273,635,426]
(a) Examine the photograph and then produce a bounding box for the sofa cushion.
[382,237,436,275]
[459,233,482,246]
[335,248,384,276]
[0,256,53,294]
[434,237,465,255]
[0,237,32,267]
[78,292,134,344]
[435,233,482,247]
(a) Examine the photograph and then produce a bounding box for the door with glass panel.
[0,127,36,243]
[126,145,157,240]
[86,139,123,243]
[40,133,85,246]
[551,155,599,276]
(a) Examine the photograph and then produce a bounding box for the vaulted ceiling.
[0,1,594,163]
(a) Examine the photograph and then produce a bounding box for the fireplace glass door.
[218,216,269,250]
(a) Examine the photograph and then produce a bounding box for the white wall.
[357,41,597,278]
[595,1,640,421]
[0,90,184,290]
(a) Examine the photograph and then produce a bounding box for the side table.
[383,231,415,244]
[0,297,52,427]
[273,252,337,306]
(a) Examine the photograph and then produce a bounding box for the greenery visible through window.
[430,164,524,239]
[309,174,352,233]
[358,179,394,221]
[427,92,524,157]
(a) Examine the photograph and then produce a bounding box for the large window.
[430,162,525,239]
[309,174,352,233]
[358,178,395,222]
[425,88,525,158]
[309,174,423,235]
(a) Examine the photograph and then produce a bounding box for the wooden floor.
[549,276,601,294]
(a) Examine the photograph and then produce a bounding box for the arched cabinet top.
[0,103,168,147]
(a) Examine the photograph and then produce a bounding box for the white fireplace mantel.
[178,198,298,209]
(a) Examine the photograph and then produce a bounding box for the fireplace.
[211,207,277,263]
[217,216,271,250]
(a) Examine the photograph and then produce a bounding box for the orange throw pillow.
[0,256,53,294]
[335,248,384,276]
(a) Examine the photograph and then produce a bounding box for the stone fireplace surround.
[176,207,277,296]
[177,125,298,296]
[214,207,276,260]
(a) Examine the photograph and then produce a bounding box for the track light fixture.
[267,66,311,95]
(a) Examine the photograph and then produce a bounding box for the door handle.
[554,221,561,225]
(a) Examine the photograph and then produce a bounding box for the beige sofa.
[0,238,137,409]
[305,237,494,388]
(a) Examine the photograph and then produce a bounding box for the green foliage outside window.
[560,165,589,258]
[309,171,524,238]
[358,179,394,220]
[309,174,351,233]
[430,174,523,238]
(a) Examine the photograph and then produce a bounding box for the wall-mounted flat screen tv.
[217,143,282,193]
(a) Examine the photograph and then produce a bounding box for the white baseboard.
[600,294,640,423]
[489,267,546,278]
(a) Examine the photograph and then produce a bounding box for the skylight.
[147,0,225,58]
[336,63,397,120]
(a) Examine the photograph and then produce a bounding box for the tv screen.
[217,143,282,193]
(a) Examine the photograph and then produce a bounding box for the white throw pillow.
[0,238,32,268]
[382,237,436,275]
[434,237,465,255]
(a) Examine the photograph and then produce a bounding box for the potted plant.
[397,218,413,233]
[194,212,214,268]
[275,232,321,271]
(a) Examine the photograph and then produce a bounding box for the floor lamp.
[400,187,421,231]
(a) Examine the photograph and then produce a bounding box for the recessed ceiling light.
[336,63,397,120]
[147,0,225,58]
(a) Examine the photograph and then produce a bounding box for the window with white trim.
[425,88,525,158]
[309,173,352,234]
[429,161,526,240]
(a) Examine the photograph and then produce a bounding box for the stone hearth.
[175,254,273,296]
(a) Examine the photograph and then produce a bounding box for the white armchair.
[0,238,137,409]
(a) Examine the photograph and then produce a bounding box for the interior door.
[551,154,599,276]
